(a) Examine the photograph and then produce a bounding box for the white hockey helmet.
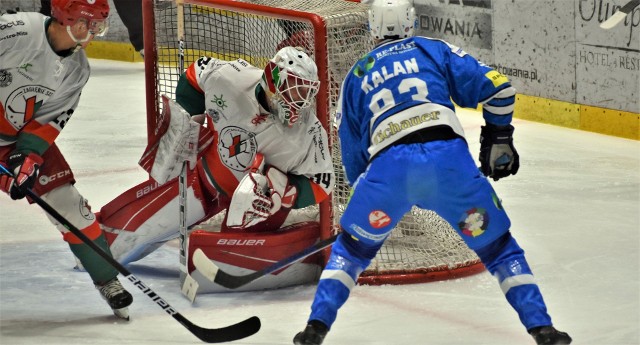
[367,0,417,40]
[261,46,320,127]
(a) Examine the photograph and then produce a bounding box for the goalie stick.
[600,0,640,29]
[193,234,339,289]
[0,165,261,343]
[174,0,198,302]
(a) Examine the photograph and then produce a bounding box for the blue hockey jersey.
[336,36,516,185]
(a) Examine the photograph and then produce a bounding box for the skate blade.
[113,307,130,321]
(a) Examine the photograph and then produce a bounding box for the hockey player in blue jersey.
[293,1,572,344]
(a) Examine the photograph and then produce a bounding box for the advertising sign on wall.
[414,0,493,63]
[576,0,639,112]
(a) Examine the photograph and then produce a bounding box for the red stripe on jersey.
[185,63,204,94]
[309,181,330,204]
[22,121,60,145]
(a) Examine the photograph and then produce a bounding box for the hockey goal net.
[142,0,483,285]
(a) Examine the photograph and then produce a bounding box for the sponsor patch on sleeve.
[485,70,509,87]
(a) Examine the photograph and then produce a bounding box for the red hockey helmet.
[51,0,110,36]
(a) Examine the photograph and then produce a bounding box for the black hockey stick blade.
[600,0,640,29]
[0,165,261,343]
[194,234,339,289]
[175,313,261,343]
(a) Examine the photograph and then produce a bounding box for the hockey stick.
[600,0,640,29]
[193,233,339,289]
[175,0,199,302]
[0,165,261,343]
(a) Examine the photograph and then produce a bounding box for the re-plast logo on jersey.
[352,54,376,78]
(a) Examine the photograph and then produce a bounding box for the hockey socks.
[475,232,552,330]
[65,221,119,284]
[309,234,381,328]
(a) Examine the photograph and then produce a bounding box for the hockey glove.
[479,124,519,181]
[264,166,298,211]
[226,154,298,229]
[226,170,273,229]
[0,152,43,200]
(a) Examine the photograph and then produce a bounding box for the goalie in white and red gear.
[98,46,334,269]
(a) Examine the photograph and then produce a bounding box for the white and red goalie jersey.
[98,56,334,269]
[180,56,334,206]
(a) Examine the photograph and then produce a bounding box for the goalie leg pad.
[188,221,321,292]
[99,171,221,265]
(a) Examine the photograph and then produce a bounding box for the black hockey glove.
[479,124,519,181]
[1,152,43,200]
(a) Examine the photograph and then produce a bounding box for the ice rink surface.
[1,59,638,345]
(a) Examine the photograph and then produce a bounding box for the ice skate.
[95,277,133,320]
[293,320,328,345]
[529,326,572,344]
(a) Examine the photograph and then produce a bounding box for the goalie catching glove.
[226,153,298,229]
[0,152,43,200]
[479,123,520,181]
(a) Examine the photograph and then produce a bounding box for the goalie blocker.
[186,221,323,293]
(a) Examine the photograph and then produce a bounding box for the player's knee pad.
[40,184,98,240]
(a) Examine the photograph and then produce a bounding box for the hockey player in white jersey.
[293,1,572,344]
[0,0,133,319]
[98,46,334,267]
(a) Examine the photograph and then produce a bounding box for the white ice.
[1,59,638,345]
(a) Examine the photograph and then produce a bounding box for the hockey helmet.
[51,0,110,36]
[367,0,416,40]
[261,46,320,127]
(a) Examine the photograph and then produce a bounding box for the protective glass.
[78,17,109,36]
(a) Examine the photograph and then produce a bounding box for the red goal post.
[141,0,484,285]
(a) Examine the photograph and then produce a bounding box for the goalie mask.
[261,46,320,127]
[367,0,416,40]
